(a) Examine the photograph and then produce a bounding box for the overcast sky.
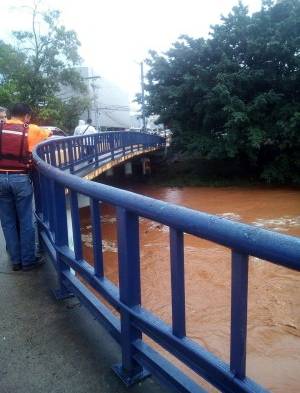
[1,0,262,107]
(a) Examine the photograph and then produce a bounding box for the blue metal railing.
[33,131,300,393]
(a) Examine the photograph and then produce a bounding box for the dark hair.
[11,103,32,117]
[87,118,92,124]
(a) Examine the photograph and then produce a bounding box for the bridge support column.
[141,157,151,175]
[124,162,133,176]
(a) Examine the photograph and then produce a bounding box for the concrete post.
[125,162,133,176]
[141,158,151,175]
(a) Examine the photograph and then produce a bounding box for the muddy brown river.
[78,185,300,392]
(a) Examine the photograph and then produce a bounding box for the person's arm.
[28,124,52,152]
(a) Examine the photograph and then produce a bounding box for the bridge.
[2,131,299,393]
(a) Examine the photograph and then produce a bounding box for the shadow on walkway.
[0,228,165,393]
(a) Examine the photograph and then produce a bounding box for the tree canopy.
[144,0,300,183]
[0,3,90,131]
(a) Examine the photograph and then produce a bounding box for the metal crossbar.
[32,131,300,393]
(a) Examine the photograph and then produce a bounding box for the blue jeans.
[0,174,35,266]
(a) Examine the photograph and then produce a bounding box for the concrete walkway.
[0,228,165,393]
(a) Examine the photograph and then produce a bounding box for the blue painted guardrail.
[32,131,300,393]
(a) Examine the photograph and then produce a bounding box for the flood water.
[78,184,300,392]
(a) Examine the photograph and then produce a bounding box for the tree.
[0,1,91,131]
[143,0,300,184]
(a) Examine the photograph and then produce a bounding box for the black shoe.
[22,257,45,272]
[12,263,22,271]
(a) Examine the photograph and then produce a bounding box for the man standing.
[73,118,97,136]
[82,118,97,136]
[74,118,97,161]
[83,119,97,161]
[0,103,51,271]
[73,119,86,136]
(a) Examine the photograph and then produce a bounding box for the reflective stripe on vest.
[1,129,29,136]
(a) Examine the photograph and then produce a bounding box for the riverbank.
[141,153,300,187]
[101,153,300,188]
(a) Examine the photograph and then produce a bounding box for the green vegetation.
[143,0,300,184]
[0,4,90,131]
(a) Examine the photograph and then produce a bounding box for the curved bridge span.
[33,132,300,393]
[46,131,164,180]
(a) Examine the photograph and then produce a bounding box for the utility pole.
[83,75,101,127]
[140,62,146,132]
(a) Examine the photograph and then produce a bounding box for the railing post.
[130,134,134,153]
[48,179,56,235]
[49,143,57,167]
[230,250,249,379]
[67,140,74,173]
[109,134,115,160]
[31,168,42,217]
[112,207,150,386]
[170,228,186,338]
[93,134,99,164]
[52,181,73,300]
[62,140,68,168]
[122,133,126,156]
[90,198,104,277]
[31,167,43,255]
[40,173,50,225]
[70,191,83,261]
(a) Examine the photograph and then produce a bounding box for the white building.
[61,67,131,131]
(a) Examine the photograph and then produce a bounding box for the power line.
[96,105,129,112]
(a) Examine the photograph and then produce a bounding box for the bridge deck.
[0,229,164,393]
